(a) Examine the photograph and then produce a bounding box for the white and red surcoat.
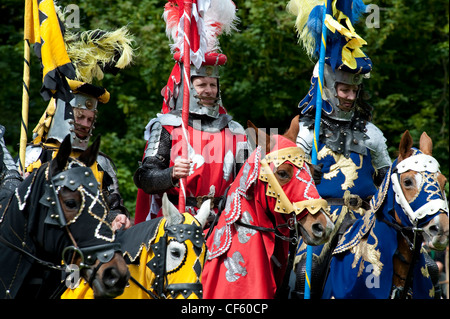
[134,112,247,223]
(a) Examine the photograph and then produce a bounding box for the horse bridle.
[391,153,448,225]
[45,162,121,289]
[130,221,206,299]
[384,153,449,299]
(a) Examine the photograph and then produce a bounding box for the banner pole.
[179,0,193,214]
[305,0,328,299]
[19,38,31,175]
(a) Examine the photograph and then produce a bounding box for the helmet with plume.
[33,21,134,150]
[288,0,372,121]
[161,0,239,118]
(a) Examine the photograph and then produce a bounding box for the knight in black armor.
[22,27,134,230]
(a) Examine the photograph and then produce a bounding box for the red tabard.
[134,123,246,223]
[164,124,245,203]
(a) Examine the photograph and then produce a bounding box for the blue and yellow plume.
[287,0,368,71]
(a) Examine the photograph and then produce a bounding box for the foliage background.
[1,0,448,216]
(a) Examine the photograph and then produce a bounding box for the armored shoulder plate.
[296,120,314,155]
[227,120,246,135]
[144,120,163,159]
[24,145,43,170]
[158,113,182,127]
[97,153,121,195]
[364,122,391,169]
[97,153,117,176]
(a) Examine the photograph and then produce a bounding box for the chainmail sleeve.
[133,126,176,194]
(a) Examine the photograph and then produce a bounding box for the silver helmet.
[174,64,223,119]
[321,62,370,121]
[46,92,99,151]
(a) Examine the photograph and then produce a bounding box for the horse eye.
[64,200,78,209]
[276,170,290,179]
[403,178,414,188]
[166,241,187,273]
[170,248,181,258]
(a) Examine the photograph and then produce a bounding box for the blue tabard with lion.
[315,139,377,202]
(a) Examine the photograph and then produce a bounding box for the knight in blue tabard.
[291,53,392,299]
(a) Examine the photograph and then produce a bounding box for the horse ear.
[283,115,300,143]
[162,193,183,226]
[398,130,414,162]
[52,134,72,173]
[195,199,211,229]
[246,120,275,155]
[419,132,432,156]
[78,135,101,167]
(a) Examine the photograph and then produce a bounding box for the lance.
[304,0,329,299]
[179,0,193,214]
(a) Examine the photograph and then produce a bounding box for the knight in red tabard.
[133,1,246,224]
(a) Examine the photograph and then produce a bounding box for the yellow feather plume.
[64,26,135,83]
[287,0,323,58]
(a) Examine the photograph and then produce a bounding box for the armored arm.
[364,122,391,186]
[0,130,22,197]
[296,120,314,159]
[97,153,130,220]
[133,123,176,194]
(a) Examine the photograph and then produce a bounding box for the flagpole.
[179,0,193,214]
[305,0,328,299]
[19,38,31,174]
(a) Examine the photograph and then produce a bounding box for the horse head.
[246,116,334,246]
[48,135,130,298]
[154,193,209,298]
[394,130,449,250]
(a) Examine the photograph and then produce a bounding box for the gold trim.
[259,159,329,216]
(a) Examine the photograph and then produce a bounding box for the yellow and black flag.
[24,0,75,101]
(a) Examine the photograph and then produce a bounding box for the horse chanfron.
[62,192,210,299]
[0,135,130,299]
[50,135,130,299]
[395,131,449,251]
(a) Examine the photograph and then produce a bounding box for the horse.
[201,120,335,299]
[315,131,449,299]
[0,135,130,299]
[61,192,211,299]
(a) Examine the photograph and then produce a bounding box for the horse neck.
[391,211,415,288]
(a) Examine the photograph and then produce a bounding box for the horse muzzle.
[423,212,449,250]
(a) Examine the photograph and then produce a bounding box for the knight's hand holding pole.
[171,157,192,180]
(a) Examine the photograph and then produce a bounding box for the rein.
[381,206,424,299]
[234,214,299,244]
[0,234,65,271]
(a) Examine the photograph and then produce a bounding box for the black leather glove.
[311,163,324,185]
